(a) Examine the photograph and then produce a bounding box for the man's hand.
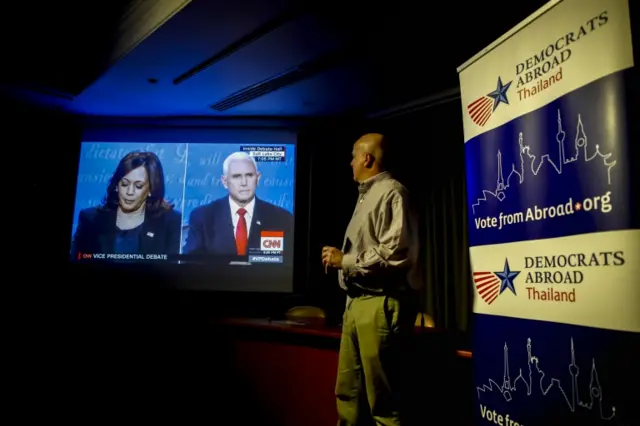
[322,246,344,269]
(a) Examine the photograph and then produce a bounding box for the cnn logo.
[260,231,284,251]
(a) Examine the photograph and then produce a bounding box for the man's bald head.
[355,133,387,166]
[351,133,388,182]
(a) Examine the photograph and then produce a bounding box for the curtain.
[421,168,472,333]
[379,96,473,334]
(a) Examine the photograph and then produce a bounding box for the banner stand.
[457,1,638,425]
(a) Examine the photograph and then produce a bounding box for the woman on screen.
[70,151,182,257]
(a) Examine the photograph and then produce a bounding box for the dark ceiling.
[2,1,134,95]
[1,0,552,118]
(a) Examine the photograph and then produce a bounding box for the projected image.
[70,143,186,260]
[70,142,296,267]
[182,145,294,265]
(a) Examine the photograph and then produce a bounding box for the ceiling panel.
[226,61,374,116]
[3,0,556,118]
[1,1,133,95]
[67,2,353,116]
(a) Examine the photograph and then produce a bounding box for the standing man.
[322,133,421,426]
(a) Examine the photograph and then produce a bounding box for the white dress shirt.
[229,196,256,239]
[338,172,422,292]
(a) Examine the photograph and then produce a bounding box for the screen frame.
[64,128,310,299]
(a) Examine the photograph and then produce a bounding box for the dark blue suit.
[70,207,183,257]
[183,197,293,256]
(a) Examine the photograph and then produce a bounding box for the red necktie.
[235,208,248,255]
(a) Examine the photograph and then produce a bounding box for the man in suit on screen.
[183,151,294,257]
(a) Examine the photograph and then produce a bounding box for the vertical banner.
[457,1,638,425]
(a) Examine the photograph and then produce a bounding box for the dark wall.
[7,102,80,261]
[7,99,83,328]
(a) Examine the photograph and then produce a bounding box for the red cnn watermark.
[260,231,284,251]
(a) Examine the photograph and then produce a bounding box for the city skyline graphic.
[471,110,617,215]
[477,337,616,421]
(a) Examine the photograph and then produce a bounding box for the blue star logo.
[495,259,520,295]
[487,77,512,111]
